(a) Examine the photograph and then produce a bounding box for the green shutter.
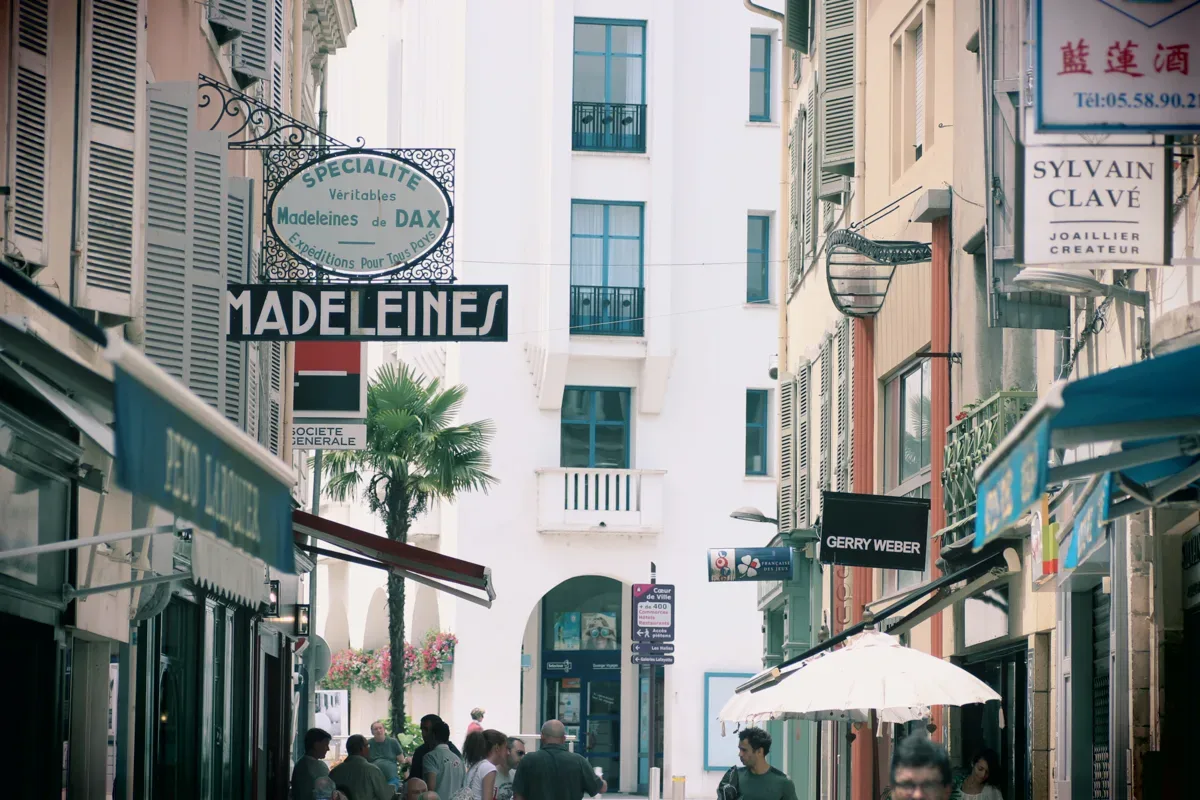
[77,0,143,318]
[10,0,51,268]
[820,0,855,175]
[778,374,796,533]
[784,0,811,54]
[796,361,811,529]
[224,178,252,427]
[208,0,251,44]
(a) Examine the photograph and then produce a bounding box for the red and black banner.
[294,341,365,417]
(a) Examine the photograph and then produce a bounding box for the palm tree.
[320,363,497,733]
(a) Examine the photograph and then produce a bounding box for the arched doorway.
[539,576,623,788]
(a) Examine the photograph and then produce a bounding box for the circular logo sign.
[268,151,453,277]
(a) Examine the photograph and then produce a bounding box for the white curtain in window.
[914,24,925,150]
[607,205,642,287]
[571,204,604,285]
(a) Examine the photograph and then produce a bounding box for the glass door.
[584,679,620,788]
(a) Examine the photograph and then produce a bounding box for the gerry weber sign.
[1019,146,1168,267]
[268,151,453,278]
[1037,0,1200,131]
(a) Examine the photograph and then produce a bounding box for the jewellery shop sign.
[249,149,509,341]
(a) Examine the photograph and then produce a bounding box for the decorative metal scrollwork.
[198,74,355,150]
[826,228,933,318]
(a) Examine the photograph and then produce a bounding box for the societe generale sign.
[268,151,453,278]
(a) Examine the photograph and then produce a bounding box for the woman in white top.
[462,729,509,800]
[958,749,1003,800]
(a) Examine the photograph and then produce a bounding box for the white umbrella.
[718,630,997,724]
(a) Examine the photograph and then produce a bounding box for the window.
[561,387,631,469]
[881,358,932,595]
[750,34,772,121]
[746,390,769,475]
[570,202,645,335]
[913,24,925,160]
[573,20,646,152]
[747,215,770,303]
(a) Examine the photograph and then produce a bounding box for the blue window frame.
[747,215,770,303]
[574,20,646,106]
[561,387,632,469]
[750,34,772,121]
[571,201,644,288]
[746,389,768,475]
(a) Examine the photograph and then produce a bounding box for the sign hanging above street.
[1037,0,1200,132]
[268,151,453,278]
[226,284,508,342]
[294,341,367,418]
[707,547,793,582]
[1019,146,1168,267]
[631,583,675,642]
[819,491,930,571]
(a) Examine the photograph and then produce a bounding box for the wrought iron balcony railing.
[572,101,647,153]
[941,390,1039,546]
[570,285,645,336]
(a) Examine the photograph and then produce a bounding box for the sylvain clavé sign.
[268,151,453,277]
[1019,146,1168,267]
[226,284,508,341]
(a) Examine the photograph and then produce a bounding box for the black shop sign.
[819,491,931,571]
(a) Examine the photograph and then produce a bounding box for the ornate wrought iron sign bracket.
[826,228,932,318]
[198,74,351,150]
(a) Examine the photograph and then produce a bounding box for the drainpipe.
[743,0,784,24]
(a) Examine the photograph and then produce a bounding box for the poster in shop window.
[315,690,349,738]
[1037,0,1200,131]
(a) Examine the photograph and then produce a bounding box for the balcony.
[569,285,644,337]
[572,102,647,153]
[536,467,665,534]
[941,390,1038,546]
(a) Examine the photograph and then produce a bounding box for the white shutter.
[9,0,52,268]
[818,339,832,514]
[820,0,855,173]
[270,0,286,112]
[231,0,270,87]
[267,342,283,455]
[144,82,192,379]
[796,361,812,529]
[835,318,850,491]
[245,341,261,440]
[845,321,855,492]
[77,0,145,318]
[224,178,252,426]
[914,25,925,152]
[208,0,251,44]
[778,374,797,533]
[187,128,228,412]
[802,84,816,263]
[788,110,801,289]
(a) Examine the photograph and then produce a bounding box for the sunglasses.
[589,628,613,637]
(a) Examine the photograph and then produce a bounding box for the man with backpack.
[717,728,798,800]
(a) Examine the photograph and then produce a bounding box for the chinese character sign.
[1039,0,1200,130]
[975,417,1051,549]
[1064,473,1113,569]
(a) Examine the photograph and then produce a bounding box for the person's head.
[314,777,336,800]
[471,707,486,722]
[506,737,526,769]
[890,735,953,800]
[419,792,442,800]
[433,720,452,745]
[421,714,442,744]
[968,749,999,786]
[371,721,388,742]
[346,734,369,757]
[737,727,772,769]
[540,719,567,745]
[304,727,333,759]
[405,778,428,800]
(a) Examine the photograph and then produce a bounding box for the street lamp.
[1012,268,1148,307]
[729,506,778,525]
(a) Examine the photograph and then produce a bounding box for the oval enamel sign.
[268,152,453,277]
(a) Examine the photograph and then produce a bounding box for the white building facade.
[319,1,783,794]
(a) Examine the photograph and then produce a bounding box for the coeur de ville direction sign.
[631,583,675,665]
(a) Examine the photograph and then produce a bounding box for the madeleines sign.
[268,151,453,277]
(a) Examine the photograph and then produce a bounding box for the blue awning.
[974,343,1200,548]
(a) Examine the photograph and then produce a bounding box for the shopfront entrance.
[540,576,624,789]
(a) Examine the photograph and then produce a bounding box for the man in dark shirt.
[513,720,605,800]
[717,727,797,800]
[409,714,462,784]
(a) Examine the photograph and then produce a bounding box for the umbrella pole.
[870,709,879,800]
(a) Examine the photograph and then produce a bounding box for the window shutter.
[914,25,925,151]
[9,0,52,268]
[267,342,283,455]
[224,178,253,427]
[144,82,193,380]
[187,127,228,412]
[245,341,261,439]
[835,318,850,491]
[231,0,270,87]
[208,0,251,45]
[796,361,812,529]
[77,0,144,318]
[819,0,855,175]
[819,339,832,513]
[777,373,796,534]
[788,110,801,289]
[802,84,816,263]
[270,0,286,112]
[784,0,810,54]
[845,320,855,491]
